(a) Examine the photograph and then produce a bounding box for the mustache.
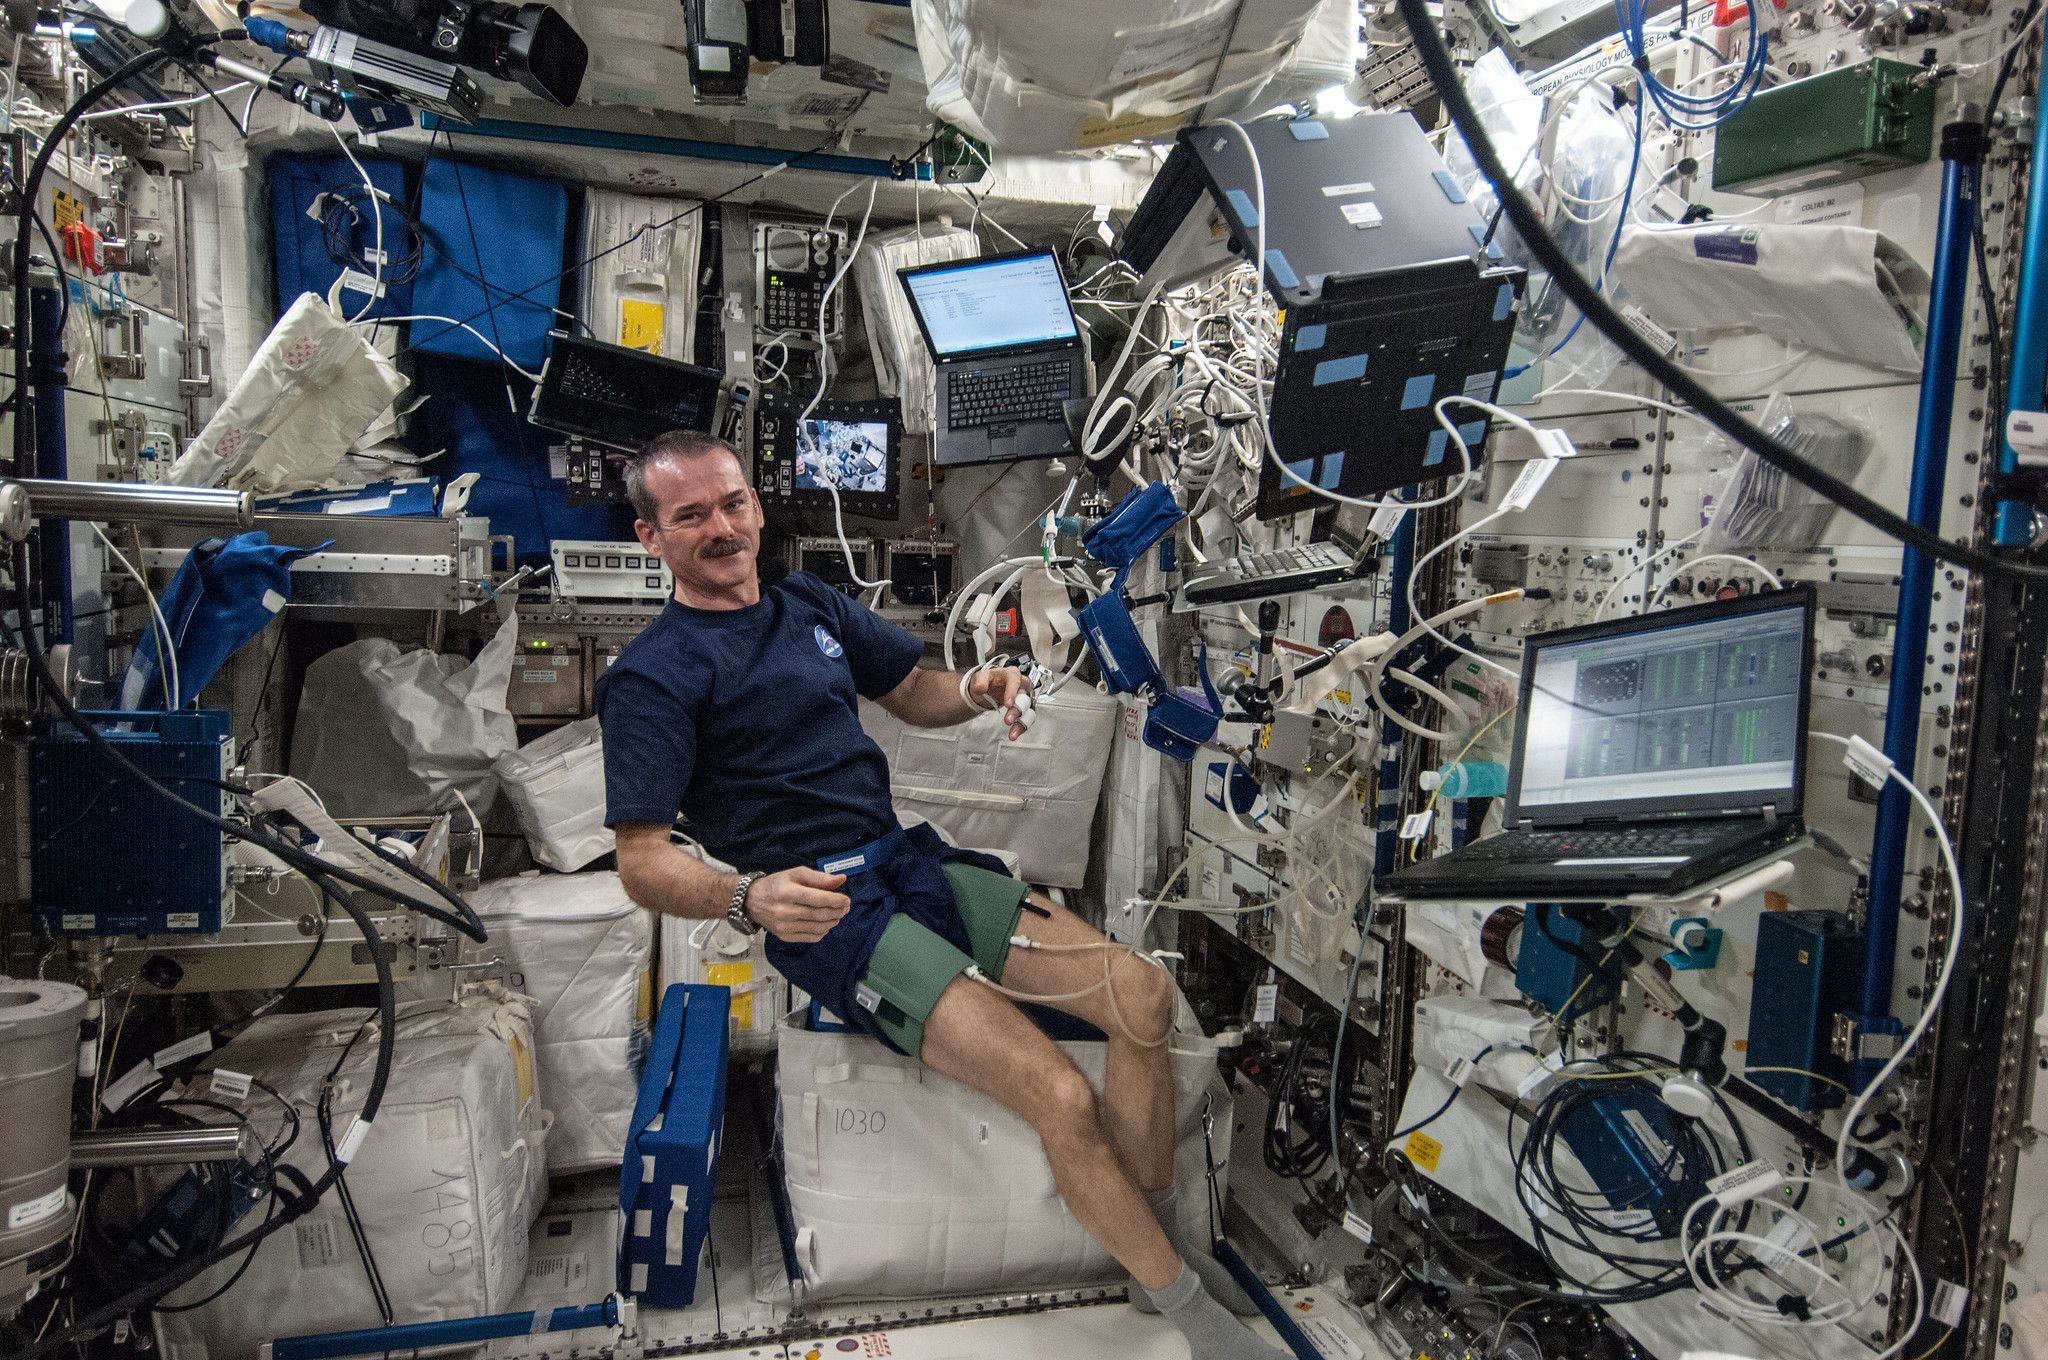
[701,538,750,559]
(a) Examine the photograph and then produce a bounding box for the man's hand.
[744,867,851,943]
[967,666,1035,741]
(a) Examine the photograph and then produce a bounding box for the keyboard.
[558,354,712,429]
[1180,541,1370,607]
[1457,825,1739,862]
[947,358,1071,429]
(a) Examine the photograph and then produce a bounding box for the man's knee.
[1028,1057,1102,1147]
[1112,955,1174,1035]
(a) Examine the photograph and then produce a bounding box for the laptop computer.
[897,249,1084,468]
[1378,587,1814,901]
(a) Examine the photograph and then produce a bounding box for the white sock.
[1126,1184,1262,1317]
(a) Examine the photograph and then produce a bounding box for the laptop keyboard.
[1458,826,1738,862]
[947,359,1070,428]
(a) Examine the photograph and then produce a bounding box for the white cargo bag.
[154,992,547,1360]
[495,717,611,871]
[472,871,653,1172]
[661,914,785,1053]
[290,608,520,817]
[911,0,1354,153]
[774,1014,1232,1302]
[859,688,1116,889]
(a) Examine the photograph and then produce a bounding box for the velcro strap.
[814,1062,921,1086]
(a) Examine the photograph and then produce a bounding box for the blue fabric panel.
[1424,430,1449,467]
[1401,373,1436,410]
[1286,457,1320,487]
[1494,283,1515,321]
[1317,453,1344,489]
[1264,250,1299,289]
[1313,354,1369,385]
[1294,323,1327,352]
[1433,169,1467,204]
[267,152,414,321]
[411,355,631,561]
[411,159,569,369]
[118,532,328,711]
[1288,120,1329,140]
[1225,188,1259,227]
[1459,420,1488,447]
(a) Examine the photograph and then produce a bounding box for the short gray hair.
[624,431,747,524]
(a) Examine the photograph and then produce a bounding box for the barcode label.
[1341,1209,1373,1244]
[1932,1279,1969,1327]
[1400,810,1434,840]
[209,1068,253,1101]
[527,1250,590,1294]
[1253,984,1279,1024]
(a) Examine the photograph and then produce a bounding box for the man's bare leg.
[917,973,1180,1288]
[999,891,1175,1190]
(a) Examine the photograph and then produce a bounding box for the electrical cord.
[1392,0,2048,583]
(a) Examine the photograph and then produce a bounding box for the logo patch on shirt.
[814,625,844,658]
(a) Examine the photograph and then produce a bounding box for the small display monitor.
[752,394,900,520]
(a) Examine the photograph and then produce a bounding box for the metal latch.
[100,306,146,381]
[178,338,212,397]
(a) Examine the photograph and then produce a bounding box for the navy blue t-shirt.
[595,572,924,871]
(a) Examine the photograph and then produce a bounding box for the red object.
[1713,0,1784,25]
[59,222,103,275]
[992,607,1019,636]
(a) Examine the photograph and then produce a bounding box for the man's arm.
[614,823,851,943]
[874,664,1034,740]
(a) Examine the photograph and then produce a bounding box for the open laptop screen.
[1508,588,1813,824]
[901,250,1080,357]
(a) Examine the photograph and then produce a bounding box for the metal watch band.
[727,871,765,935]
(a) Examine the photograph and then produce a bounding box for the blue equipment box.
[1556,1085,1704,1235]
[29,710,232,935]
[619,984,731,1307]
[1745,910,1863,1111]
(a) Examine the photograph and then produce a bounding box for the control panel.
[753,218,848,342]
[550,540,674,604]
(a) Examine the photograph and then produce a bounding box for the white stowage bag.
[471,870,653,1172]
[153,991,547,1360]
[289,608,520,817]
[661,913,785,1053]
[851,223,980,435]
[774,1014,1233,1302]
[578,189,703,359]
[859,688,1117,889]
[168,292,409,494]
[495,717,611,871]
[911,0,1355,153]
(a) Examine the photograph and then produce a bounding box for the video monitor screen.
[796,418,892,493]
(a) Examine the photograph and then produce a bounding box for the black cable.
[316,1009,395,1327]
[1391,0,2048,583]
[18,871,396,1359]
[166,55,248,136]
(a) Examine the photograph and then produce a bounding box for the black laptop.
[1379,587,1814,901]
[897,249,1084,468]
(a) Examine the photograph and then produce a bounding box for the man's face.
[634,451,765,603]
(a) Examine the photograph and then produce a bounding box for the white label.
[1606,1207,1655,1230]
[164,912,200,930]
[1400,809,1434,840]
[1288,923,1315,969]
[1618,1108,1673,1164]
[1707,1159,1784,1205]
[1298,1315,1366,1359]
[527,1250,591,1295]
[1516,1054,1560,1099]
[297,1217,344,1268]
[1253,983,1279,1024]
[113,1319,130,1344]
[153,1030,213,1069]
[1776,181,1864,227]
[338,267,384,298]
[2011,411,2048,468]
[821,855,864,874]
[209,1068,253,1101]
[1503,456,1558,511]
[1274,1100,1289,1133]
[1201,863,1221,896]
[7,1185,66,1230]
[1109,7,1236,83]
[1618,303,1680,356]
[335,1117,371,1163]
[521,670,560,684]
[1444,1055,1476,1087]
[61,914,95,930]
[1321,181,1376,198]
[1932,1279,1969,1327]
[1341,1209,1373,1244]
[101,1060,158,1112]
[1368,503,1405,539]
[1340,201,1384,229]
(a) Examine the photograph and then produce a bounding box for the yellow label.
[1405,1130,1443,1173]
[507,1030,535,1107]
[636,967,654,1026]
[1334,689,1352,704]
[1076,108,1189,149]
[52,191,83,231]
[618,298,665,354]
[706,961,754,1029]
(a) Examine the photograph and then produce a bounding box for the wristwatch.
[725,871,765,936]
